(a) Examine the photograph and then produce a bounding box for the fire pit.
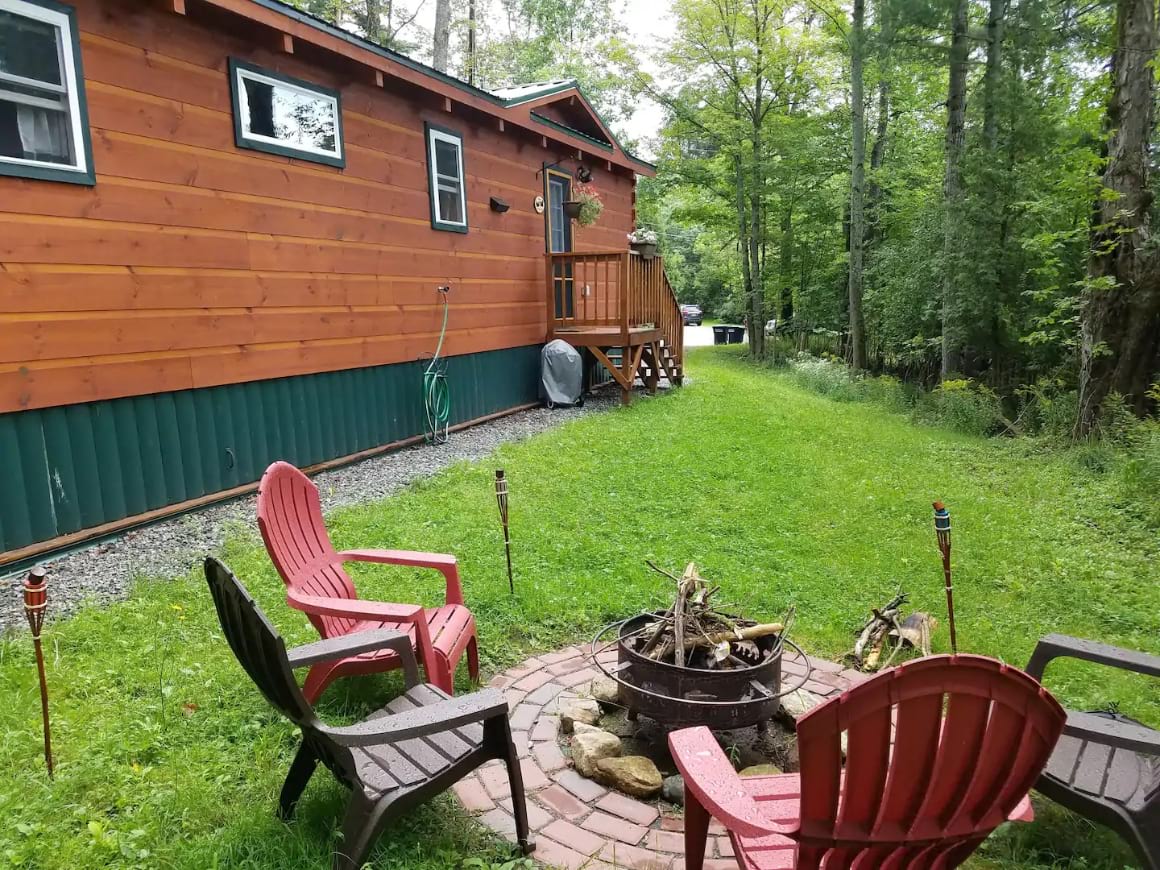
[591,613,810,732]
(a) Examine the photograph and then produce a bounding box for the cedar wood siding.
[0,0,637,414]
[0,0,638,560]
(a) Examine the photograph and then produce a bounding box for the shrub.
[1118,418,1160,525]
[914,379,1003,436]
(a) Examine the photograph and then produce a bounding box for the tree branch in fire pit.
[636,562,787,669]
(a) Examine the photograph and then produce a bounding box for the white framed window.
[425,122,467,233]
[0,0,94,185]
[229,58,344,168]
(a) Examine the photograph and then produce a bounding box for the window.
[0,0,93,185]
[229,59,344,167]
[425,122,467,233]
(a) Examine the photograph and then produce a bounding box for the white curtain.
[15,105,70,162]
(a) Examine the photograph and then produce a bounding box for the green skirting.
[0,345,541,558]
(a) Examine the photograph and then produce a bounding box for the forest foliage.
[289,0,1157,439]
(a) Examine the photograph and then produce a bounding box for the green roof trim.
[530,112,615,152]
[251,0,509,106]
[239,0,655,172]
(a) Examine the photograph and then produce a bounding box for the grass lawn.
[0,347,1156,869]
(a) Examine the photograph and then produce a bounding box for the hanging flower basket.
[570,182,604,227]
[563,200,584,220]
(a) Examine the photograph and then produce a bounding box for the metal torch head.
[932,501,951,549]
[22,566,48,636]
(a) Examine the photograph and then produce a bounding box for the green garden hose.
[424,287,451,444]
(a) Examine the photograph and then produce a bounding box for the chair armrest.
[339,548,465,606]
[1026,634,1160,681]
[287,590,425,623]
[286,629,420,686]
[668,727,798,838]
[325,688,507,747]
[1065,711,1160,755]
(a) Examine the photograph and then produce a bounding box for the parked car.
[681,304,703,326]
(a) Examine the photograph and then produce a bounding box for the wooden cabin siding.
[0,0,637,414]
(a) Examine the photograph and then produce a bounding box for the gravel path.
[0,391,623,633]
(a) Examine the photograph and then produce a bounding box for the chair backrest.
[203,557,361,789]
[203,556,317,727]
[257,461,360,637]
[794,654,1066,867]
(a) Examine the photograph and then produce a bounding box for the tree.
[848,0,868,369]
[1075,0,1160,434]
[433,0,452,71]
[940,0,969,378]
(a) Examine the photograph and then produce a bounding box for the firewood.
[648,622,785,659]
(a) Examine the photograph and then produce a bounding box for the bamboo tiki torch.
[22,566,53,777]
[932,502,957,654]
[495,470,514,595]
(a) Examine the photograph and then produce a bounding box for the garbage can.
[712,325,729,345]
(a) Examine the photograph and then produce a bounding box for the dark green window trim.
[228,57,345,168]
[0,0,95,186]
[424,121,468,234]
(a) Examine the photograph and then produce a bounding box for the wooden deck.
[546,251,684,404]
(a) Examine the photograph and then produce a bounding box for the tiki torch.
[495,470,514,595]
[22,566,53,777]
[932,502,957,654]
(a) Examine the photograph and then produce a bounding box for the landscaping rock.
[559,698,602,733]
[739,763,783,777]
[586,676,621,706]
[776,689,825,725]
[662,774,685,805]
[571,721,605,736]
[595,756,663,798]
[571,730,622,777]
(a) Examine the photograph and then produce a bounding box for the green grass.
[1,348,1156,868]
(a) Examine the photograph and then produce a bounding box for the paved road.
[683,324,748,348]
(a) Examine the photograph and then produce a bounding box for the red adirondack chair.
[670,655,1067,869]
[257,461,479,701]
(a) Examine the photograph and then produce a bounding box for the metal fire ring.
[589,616,813,707]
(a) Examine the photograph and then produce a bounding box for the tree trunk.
[1075,0,1160,435]
[941,0,970,378]
[983,0,1007,151]
[432,0,452,72]
[848,0,868,370]
[360,0,384,44]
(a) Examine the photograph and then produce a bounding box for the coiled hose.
[424,288,451,444]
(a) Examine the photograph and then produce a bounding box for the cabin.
[0,0,683,566]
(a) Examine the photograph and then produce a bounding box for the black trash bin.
[712,325,729,345]
[726,326,745,344]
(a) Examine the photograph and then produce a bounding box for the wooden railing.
[546,250,683,361]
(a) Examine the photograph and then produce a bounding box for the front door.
[546,169,574,319]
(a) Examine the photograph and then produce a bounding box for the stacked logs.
[629,562,790,670]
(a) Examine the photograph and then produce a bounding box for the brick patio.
[454,642,865,869]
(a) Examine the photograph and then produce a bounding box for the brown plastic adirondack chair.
[1026,634,1160,870]
[670,655,1067,869]
[257,461,478,702]
[203,557,533,870]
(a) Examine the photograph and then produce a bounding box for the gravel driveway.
[0,392,622,633]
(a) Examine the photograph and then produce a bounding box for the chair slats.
[673,655,1066,870]
[257,461,480,700]
[876,693,942,837]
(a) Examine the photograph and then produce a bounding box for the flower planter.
[630,241,658,260]
[562,200,584,220]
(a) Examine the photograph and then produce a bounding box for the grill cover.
[540,339,583,406]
